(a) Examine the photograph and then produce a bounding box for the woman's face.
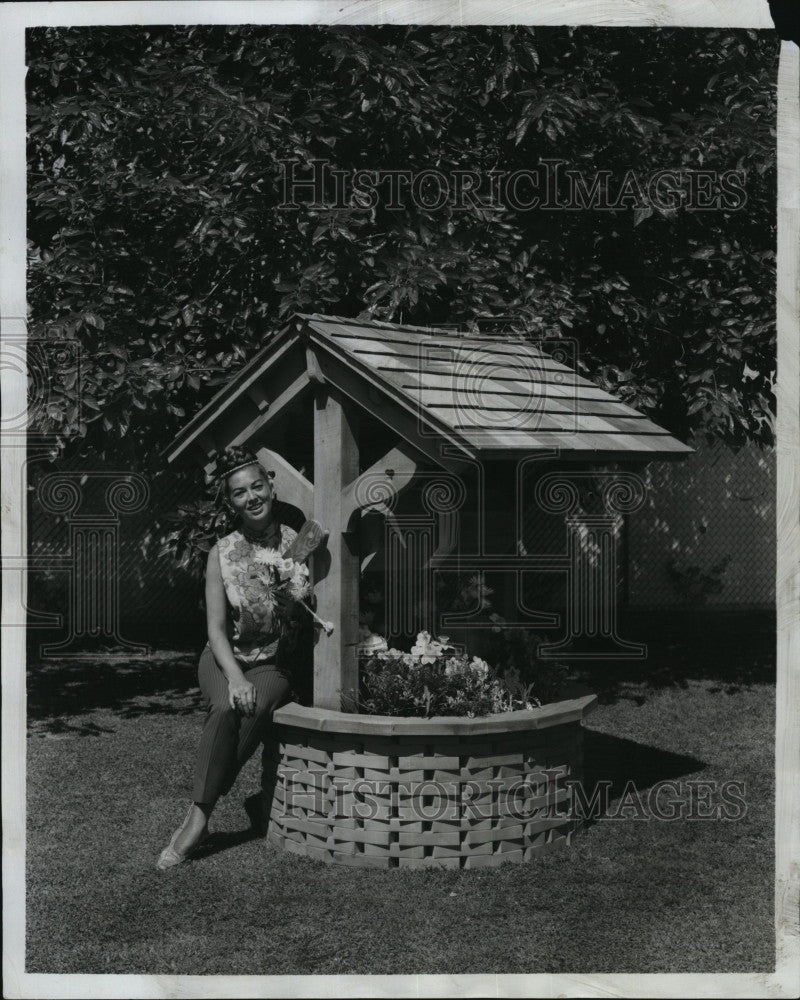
[226,466,274,531]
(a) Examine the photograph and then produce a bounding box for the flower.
[470,655,490,679]
[354,632,546,719]
[358,632,389,656]
[276,557,296,580]
[251,547,282,568]
[444,655,466,678]
[288,580,311,601]
[410,630,453,664]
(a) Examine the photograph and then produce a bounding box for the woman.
[156,446,324,870]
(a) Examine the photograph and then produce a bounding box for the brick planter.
[265,694,597,869]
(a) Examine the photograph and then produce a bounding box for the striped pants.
[192,645,292,804]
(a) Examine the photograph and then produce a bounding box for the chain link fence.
[626,438,774,609]
[25,437,775,655]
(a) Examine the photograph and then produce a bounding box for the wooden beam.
[310,345,470,475]
[197,434,219,479]
[358,511,386,573]
[311,332,476,461]
[306,344,325,385]
[183,348,311,474]
[312,385,360,711]
[164,332,300,464]
[227,371,310,451]
[341,441,419,528]
[255,447,314,520]
[246,383,270,414]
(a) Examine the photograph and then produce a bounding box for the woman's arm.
[205,544,257,716]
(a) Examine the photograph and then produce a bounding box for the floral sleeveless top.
[214,523,298,665]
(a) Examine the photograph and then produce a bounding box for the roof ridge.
[299,312,537,344]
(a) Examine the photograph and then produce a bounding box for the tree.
[26,23,778,471]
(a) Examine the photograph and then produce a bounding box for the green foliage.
[357,576,577,712]
[161,499,226,578]
[352,631,537,718]
[27,25,778,468]
[485,622,573,706]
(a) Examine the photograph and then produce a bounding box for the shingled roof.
[164,313,692,468]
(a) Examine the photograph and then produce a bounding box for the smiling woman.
[156,446,325,870]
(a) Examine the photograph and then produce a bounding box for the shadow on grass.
[27,651,205,734]
[27,640,315,737]
[33,718,118,739]
[579,728,706,827]
[26,608,774,737]
[570,608,775,706]
[193,828,262,861]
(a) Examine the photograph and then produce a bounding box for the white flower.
[358,632,389,656]
[410,630,453,664]
[444,656,463,678]
[255,548,277,565]
[276,557,296,580]
[470,655,490,679]
[252,548,282,568]
[409,629,432,658]
[287,578,311,601]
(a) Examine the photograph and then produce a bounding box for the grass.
[25,632,775,975]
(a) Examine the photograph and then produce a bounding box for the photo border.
[2,3,797,998]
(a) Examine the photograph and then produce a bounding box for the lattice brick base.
[265,696,597,869]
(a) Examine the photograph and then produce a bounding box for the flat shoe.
[155,820,209,871]
[282,519,326,563]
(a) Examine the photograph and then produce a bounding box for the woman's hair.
[215,447,274,502]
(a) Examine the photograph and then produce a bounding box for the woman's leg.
[192,654,292,804]
[164,654,292,861]
[233,663,292,779]
[192,645,241,805]
[239,664,292,835]
[165,645,237,859]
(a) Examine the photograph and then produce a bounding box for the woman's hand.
[228,677,257,716]
[206,546,259,717]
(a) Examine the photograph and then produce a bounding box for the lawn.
[25,628,775,975]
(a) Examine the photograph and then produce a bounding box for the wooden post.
[313,385,360,710]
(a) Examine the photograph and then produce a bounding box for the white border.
[0,0,779,28]
[2,3,797,999]
[774,35,800,1000]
